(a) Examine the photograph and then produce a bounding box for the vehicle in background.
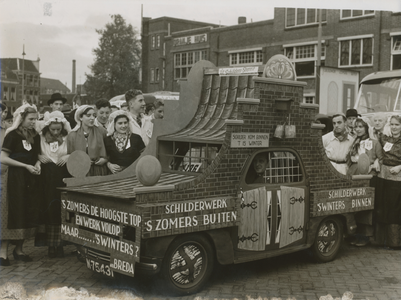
[355,70,401,121]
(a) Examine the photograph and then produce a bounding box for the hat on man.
[48,93,67,106]
[346,108,361,118]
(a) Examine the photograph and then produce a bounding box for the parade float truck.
[60,56,375,295]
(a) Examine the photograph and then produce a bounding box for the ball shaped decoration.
[357,153,370,175]
[136,155,162,186]
[67,150,91,178]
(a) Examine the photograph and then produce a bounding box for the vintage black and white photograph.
[0,0,401,299]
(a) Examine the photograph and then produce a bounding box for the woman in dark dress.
[105,110,145,174]
[67,105,108,176]
[0,105,41,266]
[374,115,401,249]
[36,111,71,258]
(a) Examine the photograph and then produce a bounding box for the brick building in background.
[0,58,41,112]
[141,8,401,113]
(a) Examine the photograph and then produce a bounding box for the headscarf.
[39,111,71,146]
[38,111,72,133]
[71,105,96,131]
[106,110,136,153]
[5,104,38,144]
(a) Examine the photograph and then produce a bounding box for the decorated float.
[60,55,375,295]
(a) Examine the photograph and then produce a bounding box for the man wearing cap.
[345,108,361,138]
[322,113,355,175]
[48,93,67,112]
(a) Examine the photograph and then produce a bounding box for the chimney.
[238,16,246,24]
[72,59,76,94]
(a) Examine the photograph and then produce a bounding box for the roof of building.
[145,16,220,27]
[0,58,39,73]
[40,77,70,93]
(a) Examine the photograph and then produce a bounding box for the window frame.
[150,68,155,83]
[156,35,160,49]
[391,33,401,70]
[241,149,306,187]
[151,36,155,49]
[155,68,160,83]
[229,48,263,66]
[285,8,327,28]
[338,35,374,68]
[284,42,326,78]
[340,10,375,20]
[174,50,207,79]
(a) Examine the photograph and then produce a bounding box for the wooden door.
[278,186,305,248]
[238,187,272,251]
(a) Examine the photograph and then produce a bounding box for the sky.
[0,0,400,93]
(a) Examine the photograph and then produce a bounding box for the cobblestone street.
[0,238,400,300]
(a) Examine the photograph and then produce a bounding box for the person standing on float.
[322,113,354,175]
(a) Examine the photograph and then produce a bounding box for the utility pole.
[22,44,26,104]
[315,9,322,106]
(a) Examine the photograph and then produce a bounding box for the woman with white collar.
[104,110,145,174]
[36,111,71,258]
[0,104,41,266]
[67,105,108,176]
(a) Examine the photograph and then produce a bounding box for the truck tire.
[160,234,214,295]
[311,217,343,263]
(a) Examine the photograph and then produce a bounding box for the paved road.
[0,238,400,300]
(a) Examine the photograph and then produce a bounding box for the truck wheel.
[311,217,343,263]
[161,234,214,295]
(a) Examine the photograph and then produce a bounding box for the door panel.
[238,187,272,251]
[278,186,305,248]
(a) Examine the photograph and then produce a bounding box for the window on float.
[159,141,222,173]
[245,151,303,185]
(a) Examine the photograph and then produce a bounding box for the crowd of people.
[322,109,401,249]
[0,89,164,266]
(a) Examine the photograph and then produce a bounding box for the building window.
[151,36,155,49]
[229,49,263,66]
[285,8,327,28]
[162,61,166,89]
[150,68,155,83]
[163,42,166,56]
[284,43,325,77]
[10,87,15,101]
[157,35,160,49]
[391,35,401,70]
[155,68,159,82]
[340,10,374,19]
[174,50,207,79]
[303,95,315,104]
[339,36,373,67]
[3,86,8,100]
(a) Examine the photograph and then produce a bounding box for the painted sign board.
[219,67,259,76]
[311,187,374,217]
[231,133,269,148]
[140,197,239,238]
[173,33,207,46]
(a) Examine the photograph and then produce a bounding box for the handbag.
[285,115,296,138]
[274,121,286,139]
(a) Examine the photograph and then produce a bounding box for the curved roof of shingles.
[159,70,255,144]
